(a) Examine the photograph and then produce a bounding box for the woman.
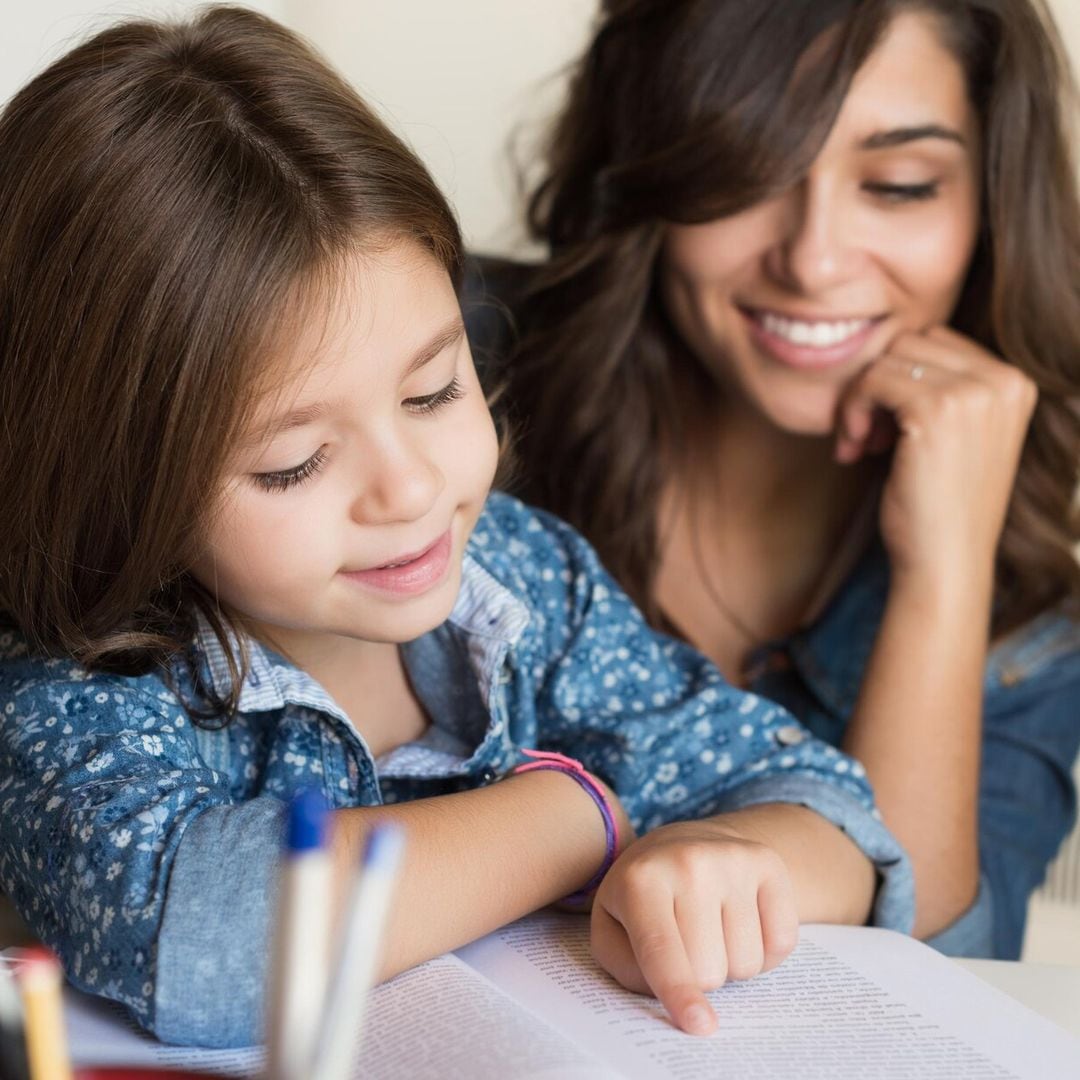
[490,0,1080,958]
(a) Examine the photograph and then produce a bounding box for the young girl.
[0,6,910,1049]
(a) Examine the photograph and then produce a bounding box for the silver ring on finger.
[910,363,925,381]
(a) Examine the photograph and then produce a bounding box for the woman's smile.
[740,306,886,371]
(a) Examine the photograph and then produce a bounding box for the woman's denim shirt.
[746,538,1080,963]
[0,493,911,1048]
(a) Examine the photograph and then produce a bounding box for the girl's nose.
[349,437,443,526]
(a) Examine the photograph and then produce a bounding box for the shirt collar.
[192,553,531,717]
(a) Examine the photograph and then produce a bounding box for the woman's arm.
[843,565,990,937]
[835,326,1038,937]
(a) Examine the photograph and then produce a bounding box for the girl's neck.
[240,623,429,756]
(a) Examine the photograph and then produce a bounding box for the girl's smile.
[340,529,452,597]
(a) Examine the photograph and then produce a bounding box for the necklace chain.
[686,506,769,647]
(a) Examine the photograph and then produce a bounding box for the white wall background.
[1,0,1077,254]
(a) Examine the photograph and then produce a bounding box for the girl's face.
[193,241,498,654]
[660,10,981,436]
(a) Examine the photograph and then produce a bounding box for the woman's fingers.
[835,329,1037,465]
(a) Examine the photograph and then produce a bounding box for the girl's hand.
[589,819,798,1036]
[834,327,1037,580]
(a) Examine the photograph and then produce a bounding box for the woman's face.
[660,10,981,437]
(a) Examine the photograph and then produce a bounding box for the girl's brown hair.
[0,5,462,710]
[508,0,1080,637]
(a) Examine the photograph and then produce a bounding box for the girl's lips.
[741,306,884,371]
[340,530,452,597]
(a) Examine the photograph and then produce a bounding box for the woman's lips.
[741,306,884,371]
[340,530,452,597]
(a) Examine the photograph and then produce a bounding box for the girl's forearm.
[329,770,619,979]
[842,563,992,937]
[703,804,875,924]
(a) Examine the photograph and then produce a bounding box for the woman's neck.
[654,386,880,681]
[682,390,873,534]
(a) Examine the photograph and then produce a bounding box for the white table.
[959,958,1080,1039]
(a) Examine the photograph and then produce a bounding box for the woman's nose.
[766,179,861,295]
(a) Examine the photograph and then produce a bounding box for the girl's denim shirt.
[746,539,1080,964]
[0,493,911,1048]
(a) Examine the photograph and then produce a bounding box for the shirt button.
[776,725,805,747]
[479,767,497,784]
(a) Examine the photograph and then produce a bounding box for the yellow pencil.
[16,948,72,1080]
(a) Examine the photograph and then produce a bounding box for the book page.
[456,913,1080,1080]
[359,954,618,1079]
[61,984,262,1076]
[61,952,618,1080]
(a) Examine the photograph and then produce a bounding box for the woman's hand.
[589,818,798,1036]
[834,327,1037,581]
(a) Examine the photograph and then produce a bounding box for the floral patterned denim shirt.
[0,492,912,1048]
[746,538,1080,962]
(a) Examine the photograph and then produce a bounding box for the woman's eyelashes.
[864,179,941,203]
[249,377,465,492]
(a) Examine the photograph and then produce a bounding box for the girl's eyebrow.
[404,318,466,376]
[242,318,467,450]
[859,124,967,151]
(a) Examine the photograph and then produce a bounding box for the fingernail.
[684,1003,715,1036]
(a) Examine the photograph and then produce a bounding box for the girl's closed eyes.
[249,376,465,492]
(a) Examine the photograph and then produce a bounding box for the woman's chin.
[753,390,844,443]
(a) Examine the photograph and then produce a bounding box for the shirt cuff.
[154,798,287,1047]
[923,874,995,958]
[714,774,915,934]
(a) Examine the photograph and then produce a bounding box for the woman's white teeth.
[759,312,870,348]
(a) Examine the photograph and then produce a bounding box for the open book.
[64,912,1079,1079]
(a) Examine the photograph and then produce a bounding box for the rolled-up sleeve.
[0,667,280,1046]
[155,798,284,1046]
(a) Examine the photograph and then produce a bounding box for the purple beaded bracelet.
[510,749,620,903]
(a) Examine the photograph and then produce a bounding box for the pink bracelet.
[511,749,620,903]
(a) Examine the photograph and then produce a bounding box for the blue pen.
[311,822,406,1080]
[266,790,332,1080]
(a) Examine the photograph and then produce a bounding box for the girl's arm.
[834,326,1038,938]
[329,769,634,978]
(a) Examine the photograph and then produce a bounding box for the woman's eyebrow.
[859,124,967,150]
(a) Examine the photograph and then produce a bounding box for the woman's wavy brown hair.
[0,6,463,714]
[508,0,1080,637]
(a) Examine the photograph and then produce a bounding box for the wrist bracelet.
[510,749,620,903]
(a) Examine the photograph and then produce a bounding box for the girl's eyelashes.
[252,446,327,493]
[864,180,941,203]
[404,376,464,414]
[249,378,462,493]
